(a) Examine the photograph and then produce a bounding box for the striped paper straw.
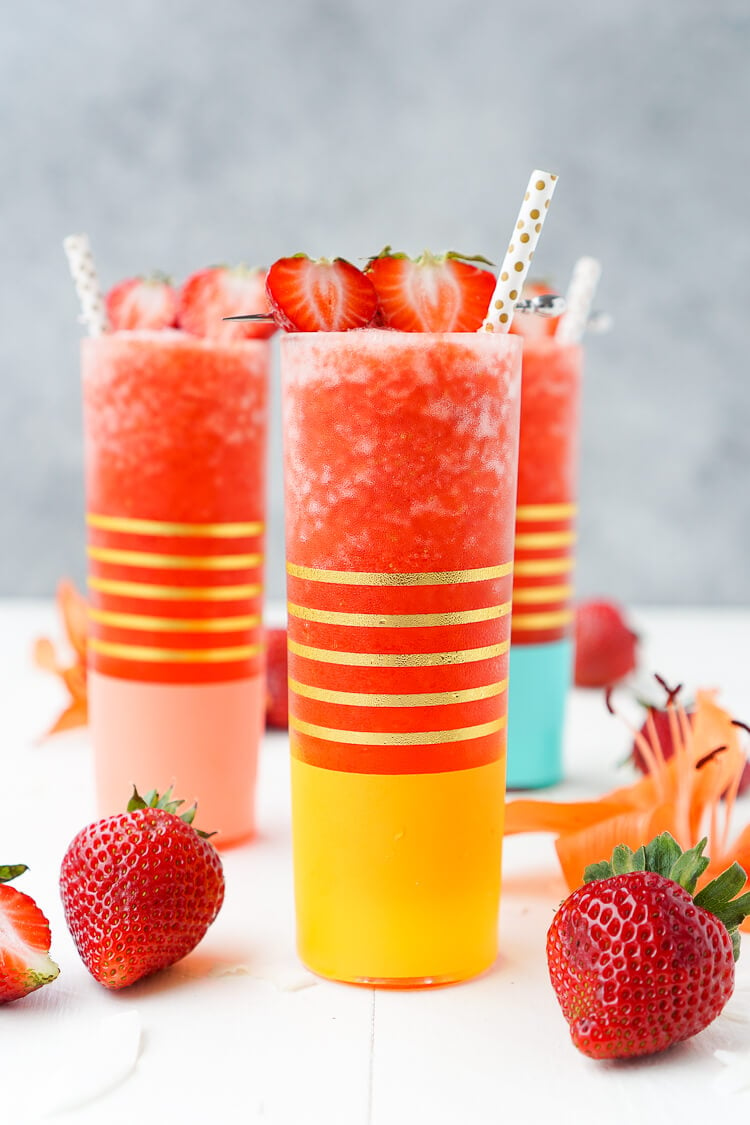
[556,256,602,344]
[481,169,558,333]
[63,233,110,336]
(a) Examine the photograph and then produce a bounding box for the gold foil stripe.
[288,638,510,667]
[87,513,264,538]
[514,531,576,549]
[512,585,573,605]
[89,639,260,663]
[512,610,574,630]
[88,546,263,571]
[515,503,577,521]
[88,608,260,634]
[289,715,506,746]
[513,558,574,577]
[87,577,262,602]
[288,677,509,708]
[286,601,511,628]
[286,561,513,586]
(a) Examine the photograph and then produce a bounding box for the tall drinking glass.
[506,336,582,789]
[82,330,269,845]
[282,329,521,985]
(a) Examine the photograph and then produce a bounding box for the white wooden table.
[2,600,750,1124]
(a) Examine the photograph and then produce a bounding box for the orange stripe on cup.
[287,562,511,773]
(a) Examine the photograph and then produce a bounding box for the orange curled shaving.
[33,579,89,736]
[505,689,750,929]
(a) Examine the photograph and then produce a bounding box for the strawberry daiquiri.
[506,308,583,788]
[82,267,271,845]
[272,251,522,984]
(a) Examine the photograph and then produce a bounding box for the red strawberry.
[60,789,224,990]
[509,279,562,340]
[178,265,276,340]
[106,275,178,330]
[265,627,288,729]
[0,864,59,1003]
[547,833,750,1059]
[365,249,496,332]
[265,255,378,332]
[573,598,638,688]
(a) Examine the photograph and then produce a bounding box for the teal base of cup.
[506,639,573,790]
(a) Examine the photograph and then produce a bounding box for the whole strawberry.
[547,833,750,1059]
[60,789,224,990]
[0,865,60,1003]
[573,598,638,688]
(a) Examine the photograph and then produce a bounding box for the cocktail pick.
[480,170,559,333]
[556,256,602,344]
[63,234,110,336]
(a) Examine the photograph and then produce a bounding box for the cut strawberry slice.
[0,866,59,1004]
[106,275,178,331]
[265,255,378,332]
[178,265,276,340]
[509,280,562,340]
[365,249,496,332]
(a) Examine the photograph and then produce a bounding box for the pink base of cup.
[89,671,264,848]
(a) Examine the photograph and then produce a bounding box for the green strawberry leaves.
[0,864,29,884]
[584,832,750,961]
[127,786,216,839]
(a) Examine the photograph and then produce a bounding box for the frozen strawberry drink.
[282,329,521,984]
[506,334,582,788]
[82,329,269,844]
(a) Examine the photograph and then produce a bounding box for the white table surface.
[2,600,750,1124]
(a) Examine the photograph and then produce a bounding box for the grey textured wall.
[2,0,749,605]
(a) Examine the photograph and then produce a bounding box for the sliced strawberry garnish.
[365,249,496,332]
[265,255,378,332]
[509,280,561,340]
[177,265,276,340]
[0,866,59,1004]
[106,275,178,331]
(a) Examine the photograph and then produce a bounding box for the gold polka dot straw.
[480,170,558,333]
[63,233,110,336]
[556,256,602,344]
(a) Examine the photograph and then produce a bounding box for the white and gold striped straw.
[63,233,110,336]
[556,256,602,344]
[481,169,558,333]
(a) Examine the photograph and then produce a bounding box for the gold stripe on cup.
[286,601,512,628]
[288,639,510,667]
[288,677,509,708]
[289,715,506,746]
[511,585,573,605]
[87,546,262,570]
[513,531,576,550]
[87,513,264,538]
[513,558,574,578]
[286,561,513,586]
[515,503,577,521]
[89,638,260,663]
[88,608,260,633]
[511,610,575,631]
[87,577,262,601]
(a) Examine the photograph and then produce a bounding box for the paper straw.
[556,256,602,344]
[481,170,558,333]
[63,233,110,336]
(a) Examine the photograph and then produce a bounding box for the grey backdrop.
[3,0,749,606]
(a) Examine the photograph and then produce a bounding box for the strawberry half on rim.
[178,265,276,340]
[265,255,378,332]
[366,249,496,332]
[105,275,178,331]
